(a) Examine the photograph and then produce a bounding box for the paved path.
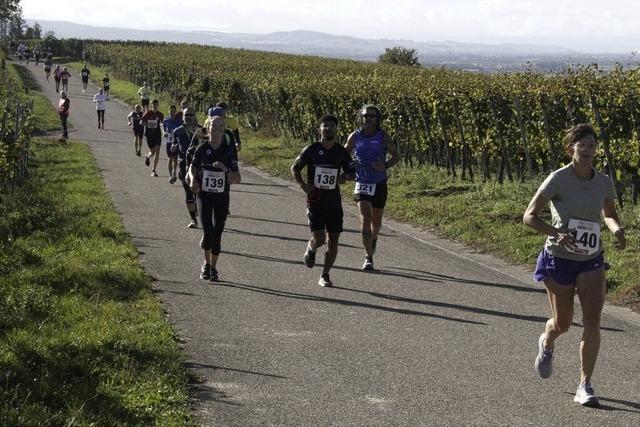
[22,61,640,425]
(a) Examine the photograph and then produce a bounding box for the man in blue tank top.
[345,105,400,271]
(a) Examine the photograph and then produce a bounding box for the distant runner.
[57,91,70,140]
[59,67,71,93]
[43,57,52,82]
[345,104,399,271]
[174,107,204,228]
[92,88,109,129]
[292,114,355,287]
[187,116,241,282]
[137,82,152,112]
[163,105,184,184]
[102,73,110,96]
[141,99,164,177]
[53,65,62,93]
[80,63,91,93]
[127,104,145,157]
[523,123,626,407]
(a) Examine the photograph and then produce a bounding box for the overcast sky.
[22,0,640,52]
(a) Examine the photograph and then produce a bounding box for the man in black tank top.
[291,114,355,287]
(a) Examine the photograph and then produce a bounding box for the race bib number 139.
[567,218,600,255]
[202,170,226,193]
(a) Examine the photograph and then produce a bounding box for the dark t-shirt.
[102,77,110,88]
[292,142,355,208]
[141,110,164,140]
[81,68,90,79]
[190,140,239,194]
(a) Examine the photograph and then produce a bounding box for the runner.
[92,88,109,129]
[45,47,53,60]
[345,104,399,271]
[53,65,62,93]
[102,73,110,96]
[60,67,71,93]
[141,99,164,177]
[211,102,242,152]
[24,46,30,66]
[187,116,241,281]
[127,104,145,156]
[163,105,184,184]
[43,57,52,82]
[173,107,204,228]
[34,48,40,65]
[57,90,70,140]
[137,82,152,112]
[80,63,91,93]
[523,123,626,407]
[174,99,189,120]
[292,114,355,287]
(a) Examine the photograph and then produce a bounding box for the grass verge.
[6,63,61,133]
[0,138,194,425]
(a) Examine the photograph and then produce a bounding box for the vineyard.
[0,49,33,194]
[67,40,640,205]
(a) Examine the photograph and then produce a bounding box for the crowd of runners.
[16,49,628,408]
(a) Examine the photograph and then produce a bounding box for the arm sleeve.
[291,145,312,172]
[537,172,559,200]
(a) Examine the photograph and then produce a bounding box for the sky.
[21,0,640,52]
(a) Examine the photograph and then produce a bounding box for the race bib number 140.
[567,218,600,255]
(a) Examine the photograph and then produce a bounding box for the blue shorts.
[533,249,608,286]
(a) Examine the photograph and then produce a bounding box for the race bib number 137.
[567,218,600,255]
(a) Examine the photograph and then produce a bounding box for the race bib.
[146,119,158,128]
[354,182,376,196]
[202,170,226,193]
[82,71,88,76]
[567,218,600,256]
[314,166,338,190]
[104,81,110,87]
[164,132,174,144]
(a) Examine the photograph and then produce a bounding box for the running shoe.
[188,219,198,229]
[210,268,219,282]
[362,256,374,271]
[574,382,599,407]
[318,273,333,287]
[534,333,553,378]
[303,243,316,268]
[151,170,158,177]
[200,263,211,280]
[145,155,150,166]
[136,150,141,157]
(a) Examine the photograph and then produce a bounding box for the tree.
[0,0,21,39]
[378,46,420,67]
[33,22,42,39]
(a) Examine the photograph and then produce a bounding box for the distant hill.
[25,19,640,72]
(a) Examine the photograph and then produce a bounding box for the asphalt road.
[21,61,640,426]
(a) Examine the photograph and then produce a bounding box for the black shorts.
[141,98,150,107]
[166,142,178,158]
[133,126,144,138]
[307,206,343,234]
[82,77,88,83]
[146,135,162,148]
[354,180,388,209]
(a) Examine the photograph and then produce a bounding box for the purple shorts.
[533,249,607,286]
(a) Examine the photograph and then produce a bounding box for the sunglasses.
[362,114,377,119]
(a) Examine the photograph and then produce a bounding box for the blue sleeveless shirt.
[353,129,387,184]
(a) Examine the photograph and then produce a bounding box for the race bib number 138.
[314,167,338,190]
[567,218,600,256]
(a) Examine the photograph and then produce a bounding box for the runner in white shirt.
[92,88,109,129]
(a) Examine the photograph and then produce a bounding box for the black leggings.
[97,110,105,123]
[197,192,230,255]
[178,161,195,204]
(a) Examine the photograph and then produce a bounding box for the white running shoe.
[574,382,599,407]
[534,333,553,378]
